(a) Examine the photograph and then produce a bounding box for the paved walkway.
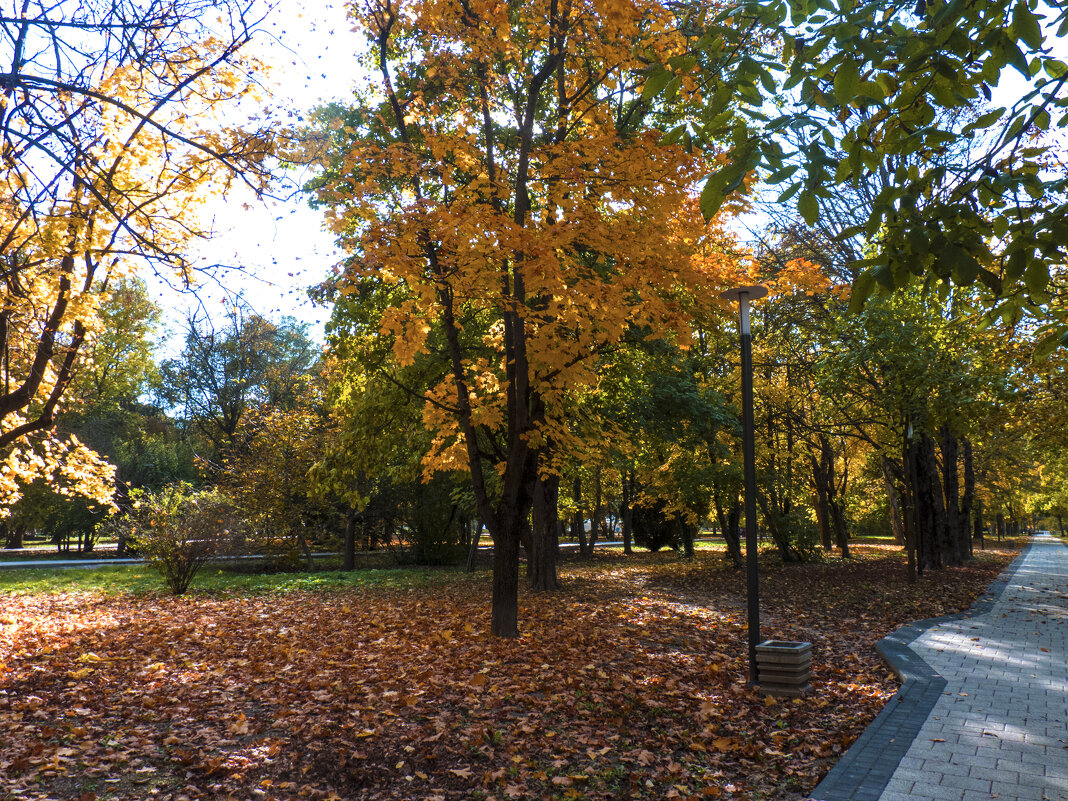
[813,535,1068,801]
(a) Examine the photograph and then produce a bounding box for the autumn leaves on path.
[0,545,1016,801]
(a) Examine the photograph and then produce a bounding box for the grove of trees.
[1,0,1066,637]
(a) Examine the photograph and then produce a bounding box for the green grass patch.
[0,560,476,597]
[0,549,126,563]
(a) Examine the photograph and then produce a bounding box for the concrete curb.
[809,541,1035,801]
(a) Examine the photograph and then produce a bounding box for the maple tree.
[310,0,749,635]
[1,278,169,551]
[0,0,273,509]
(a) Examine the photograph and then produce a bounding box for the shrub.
[632,501,683,552]
[107,485,243,594]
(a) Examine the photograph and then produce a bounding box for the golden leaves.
[0,545,1020,799]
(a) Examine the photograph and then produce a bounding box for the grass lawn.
[0,543,1019,801]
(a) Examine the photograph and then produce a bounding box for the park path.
[813,534,1068,801]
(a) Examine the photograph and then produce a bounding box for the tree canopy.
[0,0,273,506]
[654,0,1067,347]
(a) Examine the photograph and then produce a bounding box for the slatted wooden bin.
[756,640,812,697]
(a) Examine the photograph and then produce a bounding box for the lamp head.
[719,285,769,302]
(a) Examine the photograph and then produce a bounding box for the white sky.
[152,0,365,349]
[153,2,1067,351]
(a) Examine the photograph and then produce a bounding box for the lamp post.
[719,284,767,686]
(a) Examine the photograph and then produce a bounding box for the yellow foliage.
[0,15,273,507]
[317,0,753,486]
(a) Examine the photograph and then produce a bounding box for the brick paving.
[812,535,1068,801]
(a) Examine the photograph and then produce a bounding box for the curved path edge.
[809,541,1037,801]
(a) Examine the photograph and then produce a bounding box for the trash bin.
[756,640,812,697]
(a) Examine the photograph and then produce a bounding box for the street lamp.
[719,284,768,686]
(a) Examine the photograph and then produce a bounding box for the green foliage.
[158,305,318,458]
[69,277,162,411]
[4,480,111,552]
[655,0,1068,340]
[760,503,823,564]
[391,475,470,566]
[107,485,244,595]
[631,501,684,552]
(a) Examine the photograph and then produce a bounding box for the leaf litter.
[0,544,1016,800]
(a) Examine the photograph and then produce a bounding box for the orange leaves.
[317,0,754,496]
[0,545,1018,800]
[765,257,840,299]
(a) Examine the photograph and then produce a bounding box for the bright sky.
[153,0,365,348]
[155,2,1068,351]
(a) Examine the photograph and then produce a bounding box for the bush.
[106,485,243,594]
[632,501,682,552]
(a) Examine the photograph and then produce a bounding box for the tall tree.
[311,0,740,636]
[159,306,317,460]
[0,0,273,506]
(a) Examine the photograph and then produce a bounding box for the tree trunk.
[901,466,918,584]
[572,476,587,554]
[299,529,315,572]
[961,437,975,559]
[621,471,633,555]
[904,426,924,577]
[588,465,602,556]
[466,520,483,573]
[996,511,1004,542]
[680,519,695,560]
[974,497,985,550]
[490,519,521,638]
[939,426,964,566]
[343,506,357,571]
[4,522,23,549]
[757,490,803,563]
[815,435,849,558]
[715,493,743,568]
[881,455,905,546]
[529,473,560,591]
[923,433,948,569]
[811,466,832,550]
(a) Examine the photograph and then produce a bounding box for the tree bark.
[923,433,948,569]
[621,471,633,555]
[343,505,357,571]
[715,492,743,568]
[466,520,483,573]
[961,436,975,560]
[572,476,587,554]
[529,473,560,591]
[4,522,23,549]
[939,426,964,566]
[588,465,602,556]
[881,455,905,545]
[813,435,849,558]
[812,474,832,550]
[490,518,521,638]
[904,426,923,578]
[680,519,695,560]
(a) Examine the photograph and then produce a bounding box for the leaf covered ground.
[0,543,1017,801]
